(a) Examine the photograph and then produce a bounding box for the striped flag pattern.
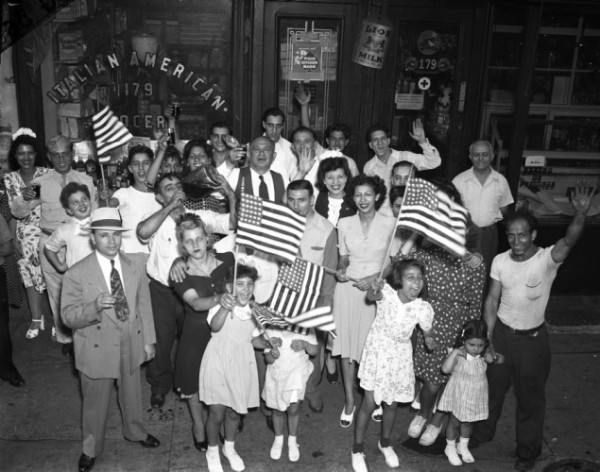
[269,258,324,318]
[237,194,306,263]
[92,106,133,163]
[283,306,335,333]
[251,303,289,330]
[397,178,469,257]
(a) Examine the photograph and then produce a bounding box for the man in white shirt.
[137,173,235,408]
[363,120,441,192]
[473,187,593,472]
[261,108,298,182]
[452,140,514,273]
[226,136,286,203]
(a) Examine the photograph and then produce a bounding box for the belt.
[40,227,53,236]
[502,321,544,336]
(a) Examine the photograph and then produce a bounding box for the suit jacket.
[234,166,285,203]
[61,252,156,379]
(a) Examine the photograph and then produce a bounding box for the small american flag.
[251,303,289,330]
[269,258,324,318]
[237,194,306,263]
[92,106,133,163]
[397,178,469,257]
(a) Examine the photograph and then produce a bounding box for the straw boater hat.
[85,207,130,231]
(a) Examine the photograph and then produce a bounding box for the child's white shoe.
[371,406,383,422]
[419,424,441,446]
[457,437,475,463]
[222,441,245,471]
[288,436,300,462]
[270,435,283,460]
[445,440,463,467]
[206,445,224,472]
[378,441,399,468]
[407,415,427,438]
[351,451,368,472]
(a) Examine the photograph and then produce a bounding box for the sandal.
[26,317,45,339]
[340,405,355,428]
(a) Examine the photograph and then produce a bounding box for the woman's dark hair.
[59,182,90,210]
[225,264,258,284]
[429,177,463,206]
[346,174,387,211]
[315,157,351,193]
[183,138,211,164]
[455,319,490,349]
[386,258,428,299]
[8,134,46,171]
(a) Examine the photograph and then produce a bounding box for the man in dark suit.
[225,136,286,203]
[61,208,159,472]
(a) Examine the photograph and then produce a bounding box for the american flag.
[269,258,323,318]
[251,303,289,330]
[397,178,469,257]
[236,194,306,263]
[92,106,133,163]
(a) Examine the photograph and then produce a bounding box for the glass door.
[263,2,358,144]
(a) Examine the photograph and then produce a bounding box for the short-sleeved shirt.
[44,217,93,268]
[112,187,161,254]
[453,167,513,227]
[491,246,561,330]
[37,170,98,232]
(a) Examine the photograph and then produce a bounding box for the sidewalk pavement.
[1,308,599,472]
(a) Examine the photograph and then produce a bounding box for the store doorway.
[261,1,359,150]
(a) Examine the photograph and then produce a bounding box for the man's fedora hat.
[85,207,130,231]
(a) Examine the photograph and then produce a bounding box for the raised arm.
[145,133,170,187]
[551,184,595,263]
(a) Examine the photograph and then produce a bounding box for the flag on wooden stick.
[236,194,306,263]
[92,106,133,163]
[269,258,323,319]
[397,178,469,257]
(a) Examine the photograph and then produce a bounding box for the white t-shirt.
[112,187,162,254]
[44,217,93,268]
[491,246,561,330]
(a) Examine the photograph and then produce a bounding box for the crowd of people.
[0,104,594,472]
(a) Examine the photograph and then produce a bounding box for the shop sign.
[395,93,424,110]
[352,15,393,69]
[45,51,229,113]
[288,30,327,81]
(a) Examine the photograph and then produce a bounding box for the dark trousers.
[480,224,499,295]
[145,279,184,395]
[0,267,18,377]
[474,319,551,461]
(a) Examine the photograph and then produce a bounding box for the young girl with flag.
[351,259,435,472]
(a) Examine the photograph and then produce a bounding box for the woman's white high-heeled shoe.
[25,317,45,339]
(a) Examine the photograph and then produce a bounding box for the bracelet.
[263,348,272,354]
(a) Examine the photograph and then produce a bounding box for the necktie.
[110,260,129,321]
[258,175,269,200]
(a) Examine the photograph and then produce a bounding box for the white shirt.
[271,136,298,182]
[45,217,93,268]
[144,209,231,286]
[95,251,125,292]
[491,246,561,330]
[363,141,441,192]
[453,167,514,227]
[112,187,162,254]
[226,167,278,199]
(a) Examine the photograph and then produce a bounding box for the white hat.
[85,207,130,231]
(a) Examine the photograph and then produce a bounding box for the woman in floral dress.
[3,129,50,338]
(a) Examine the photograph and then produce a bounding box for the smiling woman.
[3,131,50,339]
